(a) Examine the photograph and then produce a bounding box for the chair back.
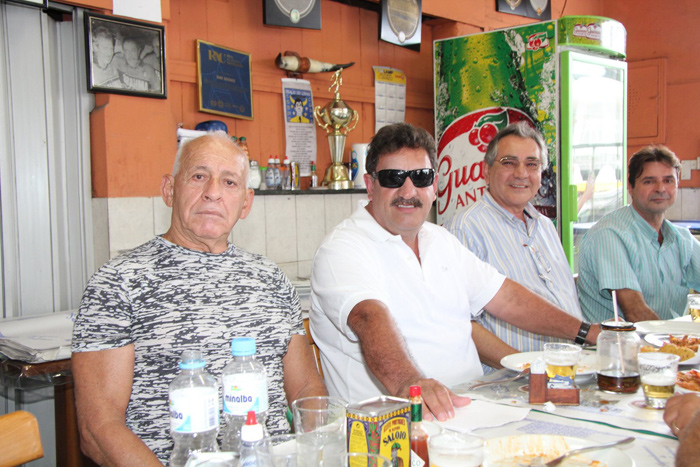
[303,317,324,378]
[0,410,44,467]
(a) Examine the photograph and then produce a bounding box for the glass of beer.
[688,294,700,322]
[638,353,680,409]
[543,343,582,388]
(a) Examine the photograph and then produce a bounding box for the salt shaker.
[248,160,262,190]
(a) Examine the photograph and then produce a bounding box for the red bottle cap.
[409,385,421,397]
[245,410,257,425]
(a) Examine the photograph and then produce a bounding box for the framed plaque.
[263,0,321,30]
[196,40,253,120]
[380,0,422,49]
[496,0,551,20]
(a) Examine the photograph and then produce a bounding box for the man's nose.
[203,178,222,200]
[513,161,528,177]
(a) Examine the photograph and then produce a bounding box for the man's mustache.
[391,197,423,208]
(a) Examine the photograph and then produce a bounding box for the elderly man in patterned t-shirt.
[71,132,327,465]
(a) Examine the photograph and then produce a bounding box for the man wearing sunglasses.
[310,123,598,422]
[444,122,584,371]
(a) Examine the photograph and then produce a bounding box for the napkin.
[436,399,530,433]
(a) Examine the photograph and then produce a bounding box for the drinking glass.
[427,432,483,467]
[543,343,581,387]
[319,452,391,467]
[292,396,347,465]
[638,352,680,409]
[255,434,321,467]
[687,294,700,322]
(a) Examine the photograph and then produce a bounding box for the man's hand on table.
[664,393,700,439]
[397,378,471,422]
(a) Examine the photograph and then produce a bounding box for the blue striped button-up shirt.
[577,204,700,322]
[445,191,582,359]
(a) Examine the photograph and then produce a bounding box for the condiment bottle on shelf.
[310,161,319,188]
[281,156,291,190]
[409,385,429,466]
[239,136,250,159]
[248,160,261,190]
[273,156,281,189]
[265,156,276,190]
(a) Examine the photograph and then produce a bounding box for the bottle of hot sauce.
[410,385,429,465]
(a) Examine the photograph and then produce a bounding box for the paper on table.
[0,311,77,363]
[436,399,530,433]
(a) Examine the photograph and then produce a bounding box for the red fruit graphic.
[468,128,480,146]
[478,123,497,145]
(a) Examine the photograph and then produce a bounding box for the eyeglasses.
[373,169,435,188]
[497,156,542,172]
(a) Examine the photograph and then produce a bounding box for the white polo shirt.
[310,203,505,403]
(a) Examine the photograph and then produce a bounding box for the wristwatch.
[575,321,591,345]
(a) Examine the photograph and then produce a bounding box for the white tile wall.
[98,192,368,280]
[665,188,700,221]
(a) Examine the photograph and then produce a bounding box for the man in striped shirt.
[577,145,700,322]
[445,123,583,369]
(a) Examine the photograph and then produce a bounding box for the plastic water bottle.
[221,337,269,453]
[273,156,282,189]
[280,156,291,190]
[169,350,219,467]
[265,157,276,189]
[240,411,265,467]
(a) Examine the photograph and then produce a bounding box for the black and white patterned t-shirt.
[72,236,302,463]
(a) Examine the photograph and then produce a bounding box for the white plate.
[635,317,700,335]
[676,369,700,394]
[484,434,634,467]
[643,333,700,365]
[500,350,597,376]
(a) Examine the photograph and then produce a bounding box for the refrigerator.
[434,16,627,272]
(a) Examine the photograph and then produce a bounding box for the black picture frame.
[496,0,551,21]
[263,0,321,30]
[196,40,253,120]
[84,12,167,99]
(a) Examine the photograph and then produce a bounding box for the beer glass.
[638,353,680,409]
[543,343,582,387]
[687,294,700,322]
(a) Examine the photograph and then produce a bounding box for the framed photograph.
[496,0,551,20]
[84,12,166,98]
[196,40,253,120]
[263,0,321,30]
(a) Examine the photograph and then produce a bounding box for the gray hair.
[483,122,549,170]
[172,131,249,188]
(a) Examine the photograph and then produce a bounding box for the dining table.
[442,357,686,466]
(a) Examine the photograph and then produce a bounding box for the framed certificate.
[196,40,253,120]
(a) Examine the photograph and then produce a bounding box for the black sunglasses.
[373,169,435,188]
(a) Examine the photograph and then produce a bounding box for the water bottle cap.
[179,359,206,370]
[231,337,256,356]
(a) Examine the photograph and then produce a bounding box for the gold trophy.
[314,69,359,189]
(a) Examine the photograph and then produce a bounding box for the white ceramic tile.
[351,192,369,211]
[324,194,353,234]
[91,198,110,269]
[265,195,298,263]
[681,188,700,220]
[232,195,267,256]
[296,196,326,261]
[666,189,683,220]
[275,261,299,281]
[297,260,313,281]
[153,196,172,235]
[108,197,154,257]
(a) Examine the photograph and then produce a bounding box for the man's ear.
[161,174,175,207]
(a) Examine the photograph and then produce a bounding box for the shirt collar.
[483,190,541,224]
[627,205,678,245]
[352,200,427,245]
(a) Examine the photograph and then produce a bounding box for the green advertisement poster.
[434,21,557,223]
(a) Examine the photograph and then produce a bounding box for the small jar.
[248,160,262,190]
[596,320,641,393]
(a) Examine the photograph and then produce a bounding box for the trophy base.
[322,164,354,190]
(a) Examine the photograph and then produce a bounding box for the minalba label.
[169,387,218,433]
[222,373,268,415]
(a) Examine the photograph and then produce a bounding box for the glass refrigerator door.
[560,50,627,273]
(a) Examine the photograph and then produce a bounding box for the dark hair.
[483,121,548,169]
[365,123,437,175]
[628,145,681,187]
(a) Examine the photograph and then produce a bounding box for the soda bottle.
[169,350,219,467]
[310,161,319,188]
[409,385,429,466]
[240,411,265,467]
[221,337,269,452]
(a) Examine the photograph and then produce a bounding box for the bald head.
[174,131,248,184]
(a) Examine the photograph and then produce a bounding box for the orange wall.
[602,1,700,188]
[89,0,605,197]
